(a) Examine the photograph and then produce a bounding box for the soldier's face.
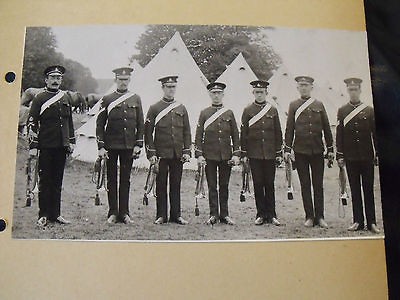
[209,90,224,105]
[45,74,63,90]
[347,86,361,101]
[115,77,131,90]
[297,83,313,97]
[253,88,267,101]
[162,84,177,98]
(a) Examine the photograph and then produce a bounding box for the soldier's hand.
[98,148,108,159]
[133,146,141,158]
[149,155,158,165]
[374,155,379,166]
[182,154,191,163]
[68,144,75,154]
[275,156,283,166]
[242,156,248,164]
[231,155,241,166]
[29,148,38,157]
[197,155,206,166]
[337,158,345,168]
[283,152,291,162]
[327,151,335,162]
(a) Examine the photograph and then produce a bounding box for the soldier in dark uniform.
[27,65,75,226]
[284,76,334,228]
[195,82,240,225]
[240,80,283,226]
[96,67,144,224]
[144,76,191,225]
[336,78,380,233]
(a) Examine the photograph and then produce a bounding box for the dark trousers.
[106,149,134,219]
[38,148,67,220]
[249,159,277,221]
[295,152,325,222]
[156,157,183,221]
[205,159,232,219]
[346,160,376,229]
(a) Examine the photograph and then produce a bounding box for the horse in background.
[86,93,103,109]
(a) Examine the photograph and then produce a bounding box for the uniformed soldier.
[336,78,380,233]
[27,65,75,226]
[96,67,144,224]
[195,82,240,225]
[144,76,191,225]
[284,76,334,228]
[240,80,283,226]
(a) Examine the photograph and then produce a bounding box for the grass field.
[11,114,384,241]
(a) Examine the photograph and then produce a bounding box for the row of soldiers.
[27,65,380,234]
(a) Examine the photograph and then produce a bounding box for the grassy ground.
[11,114,384,241]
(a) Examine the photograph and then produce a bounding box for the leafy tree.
[21,27,97,95]
[130,25,281,81]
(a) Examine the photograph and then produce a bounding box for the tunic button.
[219,130,222,133]
[124,110,127,113]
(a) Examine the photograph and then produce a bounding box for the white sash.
[248,103,272,127]
[343,103,368,127]
[155,102,182,125]
[294,98,315,122]
[107,92,135,114]
[204,107,229,130]
[39,91,65,115]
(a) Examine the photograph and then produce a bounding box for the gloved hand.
[197,155,206,166]
[98,148,108,159]
[337,158,345,168]
[68,144,75,154]
[374,155,379,166]
[29,148,38,157]
[149,155,158,165]
[283,152,292,162]
[182,153,191,163]
[231,155,241,166]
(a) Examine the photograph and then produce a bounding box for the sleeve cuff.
[284,144,292,153]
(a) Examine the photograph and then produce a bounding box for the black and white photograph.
[12,24,383,241]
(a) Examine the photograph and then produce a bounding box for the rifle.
[194,163,206,216]
[240,159,252,202]
[285,157,295,200]
[338,165,348,218]
[143,159,159,205]
[25,154,39,207]
[91,156,107,206]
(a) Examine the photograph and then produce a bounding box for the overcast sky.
[51,25,372,96]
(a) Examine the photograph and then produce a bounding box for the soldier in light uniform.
[284,76,334,228]
[144,76,191,225]
[27,65,75,226]
[336,78,380,233]
[195,82,240,225]
[96,67,144,224]
[240,80,283,226]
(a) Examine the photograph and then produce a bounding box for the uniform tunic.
[284,97,333,222]
[27,88,75,220]
[195,104,240,219]
[336,101,377,228]
[240,101,283,221]
[144,98,192,221]
[96,90,144,218]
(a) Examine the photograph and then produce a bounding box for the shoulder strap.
[294,98,315,122]
[248,102,272,127]
[39,91,65,115]
[155,101,181,125]
[343,103,368,127]
[204,107,229,130]
[107,92,135,113]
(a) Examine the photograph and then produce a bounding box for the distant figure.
[284,76,334,229]
[144,76,191,225]
[27,65,75,227]
[96,67,144,224]
[195,82,240,226]
[336,78,380,234]
[86,93,103,109]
